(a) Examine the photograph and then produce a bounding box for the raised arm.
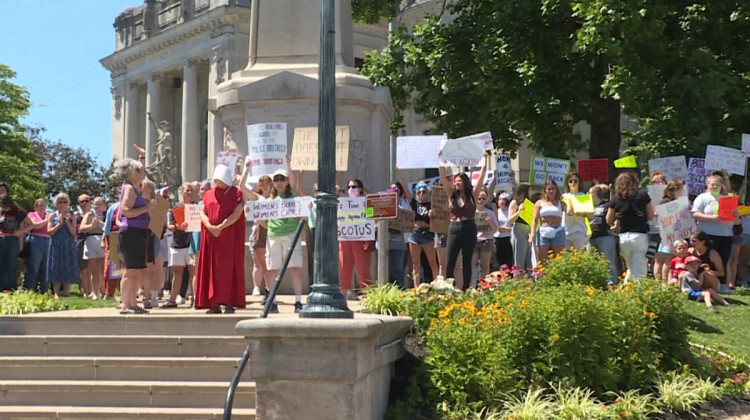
[472,152,489,198]
[528,201,541,245]
[296,170,307,196]
[438,150,453,198]
[395,166,413,203]
[240,158,260,201]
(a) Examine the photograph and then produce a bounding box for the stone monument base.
[235,315,412,420]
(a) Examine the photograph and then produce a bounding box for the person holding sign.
[438,151,488,290]
[508,183,533,270]
[195,165,246,314]
[652,180,684,281]
[397,171,440,288]
[494,192,514,268]
[339,178,374,300]
[606,172,654,281]
[162,183,196,308]
[562,172,591,249]
[241,167,274,299]
[474,190,501,279]
[529,181,567,262]
[588,184,618,285]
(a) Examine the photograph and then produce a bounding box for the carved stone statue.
[144,112,178,187]
[223,126,239,153]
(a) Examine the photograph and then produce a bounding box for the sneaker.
[175,295,185,305]
[346,290,359,301]
[294,302,303,313]
[719,284,734,294]
[269,302,279,314]
[252,287,261,296]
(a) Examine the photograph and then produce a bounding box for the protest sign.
[518,198,535,225]
[429,187,450,235]
[647,185,666,203]
[475,213,493,235]
[567,194,594,214]
[529,156,570,186]
[705,145,746,175]
[738,206,750,217]
[655,197,697,247]
[687,158,708,196]
[718,195,739,223]
[388,208,415,232]
[216,151,240,176]
[396,135,445,169]
[107,233,126,279]
[289,126,349,171]
[455,131,493,151]
[648,156,687,181]
[337,197,375,241]
[577,158,608,182]
[171,205,185,227]
[440,137,485,168]
[148,194,170,237]
[496,154,515,186]
[185,203,202,232]
[742,133,750,156]
[245,197,312,221]
[614,156,637,168]
[246,123,288,182]
[365,193,398,219]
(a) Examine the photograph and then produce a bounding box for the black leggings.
[446,220,477,290]
[707,234,733,284]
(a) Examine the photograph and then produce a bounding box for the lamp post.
[299,0,353,318]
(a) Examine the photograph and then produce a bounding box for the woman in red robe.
[195,165,246,313]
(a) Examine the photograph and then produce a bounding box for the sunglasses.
[348,185,359,189]
[273,177,287,182]
[58,201,69,204]
[477,197,486,201]
[79,199,90,204]
[568,179,579,184]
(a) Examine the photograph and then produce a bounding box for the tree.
[351,0,396,24]
[0,63,45,209]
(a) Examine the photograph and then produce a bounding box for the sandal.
[161,301,178,308]
[205,306,222,314]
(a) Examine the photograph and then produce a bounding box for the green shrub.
[655,371,719,414]
[605,390,658,420]
[361,283,411,315]
[0,290,66,314]
[550,384,607,420]
[499,388,555,420]
[538,248,611,290]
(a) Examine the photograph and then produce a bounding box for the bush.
[655,371,721,414]
[0,290,66,314]
[606,390,658,420]
[361,283,412,316]
[538,248,612,290]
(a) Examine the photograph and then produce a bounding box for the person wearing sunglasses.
[562,172,591,249]
[339,178,374,300]
[78,195,106,299]
[75,194,94,298]
[47,192,81,298]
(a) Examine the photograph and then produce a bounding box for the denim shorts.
[535,225,566,246]
[407,228,435,246]
[687,289,703,301]
[741,234,750,245]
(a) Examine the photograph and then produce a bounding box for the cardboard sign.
[429,187,450,235]
[705,145,746,175]
[289,126,350,171]
[246,123,288,182]
[496,154,515,186]
[475,212,493,235]
[185,203,202,232]
[216,151,240,176]
[387,208,415,232]
[614,155,637,168]
[455,131,493,151]
[529,156,570,186]
[655,197,697,247]
[245,197,312,221]
[577,158,608,182]
[365,193,398,219]
[396,135,445,169]
[107,233,126,280]
[337,197,375,241]
[148,194,170,238]
[440,137,485,168]
[742,133,750,156]
[648,156,687,181]
[567,194,594,214]
[688,158,708,196]
[718,195,739,222]
[518,198,535,225]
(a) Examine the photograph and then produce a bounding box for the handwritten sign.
[246,123,288,182]
[577,158,608,182]
[388,208,415,232]
[185,203,202,232]
[742,133,750,156]
[655,197,697,247]
[148,194,170,238]
[396,135,445,169]
[496,154,515,186]
[290,126,349,171]
[245,197,312,221]
[171,205,186,227]
[337,197,375,241]
[216,151,240,176]
[705,145,746,176]
[107,233,126,280]
[429,187,450,235]
[567,194,594,214]
[455,131,493,151]
[647,184,666,203]
[739,206,750,217]
[688,158,708,196]
[440,137,485,168]
[614,155,637,168]
[529,156,570,186]
[718,195,739,222]
[365,193,398,219]
[648,156,687,181]
[475,212,493,235]
[518,198,535,225]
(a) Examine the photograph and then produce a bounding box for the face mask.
[348,188,360,198]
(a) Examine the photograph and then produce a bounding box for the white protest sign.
[496,153,515,187]
[705,145,746,175]
[647,184,666,203]
[216,151,240,176]
[337,197,375,241]
[655,197,697,246]
[440,137,485,168]
[185,203,202,232]
[455,131,493,151]
[246,123,288,182]
[687,158,708,196]
[396,135,445,169]
[648,156,687,181]
[245,197,312,221]
[742,133,750,156]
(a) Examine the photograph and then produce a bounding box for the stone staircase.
[0,311,257,419]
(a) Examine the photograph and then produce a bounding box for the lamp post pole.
[299,0,353,318]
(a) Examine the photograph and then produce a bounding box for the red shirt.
[670,256,686,279]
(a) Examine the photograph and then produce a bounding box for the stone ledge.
[235,314,412,339]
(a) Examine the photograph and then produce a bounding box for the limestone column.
[181,60,199,182]
[145,74,162,167]
[123,82,140,159]
[207,46,229,176]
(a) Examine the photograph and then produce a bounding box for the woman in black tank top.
[690,232,723,292]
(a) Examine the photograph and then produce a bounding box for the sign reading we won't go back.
[529,156,571,186]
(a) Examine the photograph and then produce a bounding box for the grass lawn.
[58,290,119,310]
[683,287,750,357]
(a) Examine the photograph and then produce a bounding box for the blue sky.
[0,0,136,167]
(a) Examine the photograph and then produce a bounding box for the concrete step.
[0,335,248,357]
[0,380,255,409]
[0,406,255,420]
[0,314,252,336]
[0,356,251,382]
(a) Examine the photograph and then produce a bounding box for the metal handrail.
[223,219,307,419]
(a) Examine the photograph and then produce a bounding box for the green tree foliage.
[0,63,45,209]
[351,0,396,24]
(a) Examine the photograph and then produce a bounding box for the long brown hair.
[541,180,561,202]
[663,180,684,201]
[513,182,531,204]
[615,172,639,199]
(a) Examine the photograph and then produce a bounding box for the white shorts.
[83,235,105,259]
[169,247,194,267]
[265,234,303,270]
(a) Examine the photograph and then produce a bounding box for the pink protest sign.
[718,195,739,223]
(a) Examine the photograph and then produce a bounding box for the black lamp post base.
[299,285,353,318]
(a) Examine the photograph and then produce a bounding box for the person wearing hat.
[682,254,730,311]
[194,164,246,314]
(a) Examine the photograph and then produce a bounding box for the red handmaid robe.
[195,186,246,309]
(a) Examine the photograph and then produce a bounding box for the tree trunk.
[589,97,621,183]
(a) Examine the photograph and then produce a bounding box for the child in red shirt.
[669,239,689,286]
